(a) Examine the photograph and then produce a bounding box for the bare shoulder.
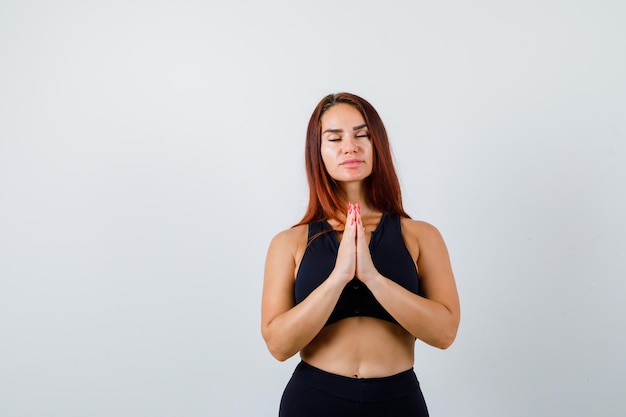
[268,224,308,252]
[266,224,309,268]
[400,218,446,247]
[401,218,445,241]
[401,217,441,235]
[400,218,449,263]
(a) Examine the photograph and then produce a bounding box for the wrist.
[329,269,355,287]
[360,271,383,288]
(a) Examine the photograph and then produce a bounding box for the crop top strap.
[307,219,334,243]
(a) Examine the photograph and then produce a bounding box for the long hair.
[295,92,409,227]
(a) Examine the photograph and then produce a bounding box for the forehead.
[320,103,365,129]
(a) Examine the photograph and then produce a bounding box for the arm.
[357,216,460,349]
[261,206,359,361]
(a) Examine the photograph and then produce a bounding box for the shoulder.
[267,224,308,256]
[400,218,448,258]
[264,224,309,282]
[400,218,443,241]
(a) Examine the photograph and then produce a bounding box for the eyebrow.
[322,124,368,134]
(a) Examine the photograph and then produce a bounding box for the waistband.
[293,361,420,403]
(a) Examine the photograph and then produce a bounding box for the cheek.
[365,144,374,164]
[320,146,333,167]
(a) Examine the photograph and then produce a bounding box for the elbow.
[433,309,460,350]
[435,321,459,350]
[426,332,456,350]
[270,350,292,362]
[262,327,296,362]
[434,332,456,350]
[415,330,456,350]
[426,320,459,350]
[266,341,296,362]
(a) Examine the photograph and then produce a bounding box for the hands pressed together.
[334,202,380,287]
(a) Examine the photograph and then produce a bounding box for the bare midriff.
[300,316,415,378]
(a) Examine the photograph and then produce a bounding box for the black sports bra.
[294,213,420,326]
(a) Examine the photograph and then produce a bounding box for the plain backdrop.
[1,1,625,416]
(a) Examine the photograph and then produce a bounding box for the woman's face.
[320,103,373,184]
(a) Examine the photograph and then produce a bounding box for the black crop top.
[294,213,420,326]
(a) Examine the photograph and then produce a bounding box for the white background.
[1,1,625,416]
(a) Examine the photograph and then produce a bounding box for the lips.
[340,158,364,167]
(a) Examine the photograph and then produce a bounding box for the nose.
[342,137,359,153]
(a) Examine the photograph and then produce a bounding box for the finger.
[342,203,356,239]
[345,203,353,227]
[354,204,363,229]
[356,202,363,227]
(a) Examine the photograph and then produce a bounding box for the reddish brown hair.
[295,92,410,226]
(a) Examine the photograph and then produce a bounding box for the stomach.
[299,316,415,378]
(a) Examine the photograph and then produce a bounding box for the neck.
[339,181,373,213]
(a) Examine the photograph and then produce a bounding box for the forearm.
[264,273,346,361]
[367,273,459,349]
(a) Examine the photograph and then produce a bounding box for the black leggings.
[279,361,429,417]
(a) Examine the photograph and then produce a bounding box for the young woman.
[261,92,460,417]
